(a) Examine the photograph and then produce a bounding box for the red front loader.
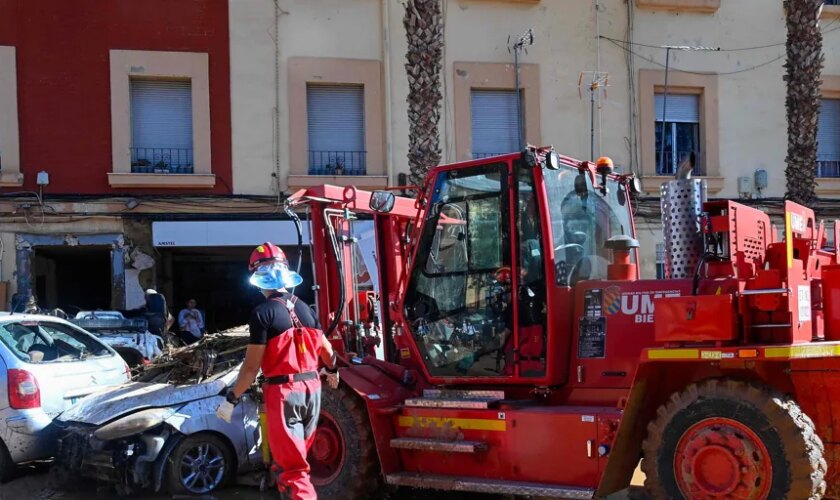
[286,146,840,499]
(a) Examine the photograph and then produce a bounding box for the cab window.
[544,169,632,286]
[404,163,513,377]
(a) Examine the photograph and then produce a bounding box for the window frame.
[817,97,840,179]
[287,57,386,190]
[108,50,214,188]
[818,76,840,196]
[129,78,195,173]
[635,0,720,13]
[639,69,722,194]
[0,46,22,187]
[454,62,541,162]
[305,83,367,176]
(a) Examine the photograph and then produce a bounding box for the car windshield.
[0,321,112,363]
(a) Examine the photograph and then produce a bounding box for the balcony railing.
[472,152,509,159]
[655,150,704,176]
[818,156,840,178]
[308,151,367,176]
[130,147,194,174]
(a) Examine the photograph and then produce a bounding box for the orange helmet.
[249,242,288,272]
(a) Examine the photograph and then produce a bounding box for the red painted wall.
[0,0,232,195]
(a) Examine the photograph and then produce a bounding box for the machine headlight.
[93,407,178,441]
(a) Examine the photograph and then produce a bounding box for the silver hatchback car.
[0,313,131,481]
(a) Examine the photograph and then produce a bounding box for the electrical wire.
[603,37,785,76]
[600,21,840,53]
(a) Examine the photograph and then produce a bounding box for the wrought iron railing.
[818,156,840,178]
[655,150,704,176]
[130,147,194,174]
[472,152,509,159]
[308,151,367,176]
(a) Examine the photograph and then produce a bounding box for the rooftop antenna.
[509,28,535,150]
[657,44,720,175]
[578,71,610,161]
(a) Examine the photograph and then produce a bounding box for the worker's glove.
[320,367,340,390]
[215,391,239,423]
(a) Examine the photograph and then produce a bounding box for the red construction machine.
[285,146,840,499]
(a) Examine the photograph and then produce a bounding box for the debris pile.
[133,325,250,384]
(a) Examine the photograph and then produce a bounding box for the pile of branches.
[133,325,250,385]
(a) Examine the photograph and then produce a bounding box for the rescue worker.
[216,242,338,500]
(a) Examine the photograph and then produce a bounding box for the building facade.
[2,0,840,324]
[228,0,840,278]
[0,0,275,329]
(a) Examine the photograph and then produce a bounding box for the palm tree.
[784,0,825,205]
[404,0,444,187]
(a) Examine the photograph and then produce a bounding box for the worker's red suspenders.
[263,295,320,384]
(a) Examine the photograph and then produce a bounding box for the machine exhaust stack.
[661,178,707,279]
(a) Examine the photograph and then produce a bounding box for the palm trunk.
[404,0,444,188]
[784,0,825,205]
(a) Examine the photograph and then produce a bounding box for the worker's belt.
[264,371,318,384]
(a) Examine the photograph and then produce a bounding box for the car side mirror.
[369,190,396,213]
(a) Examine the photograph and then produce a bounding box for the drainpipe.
[381,0,394,184]
[273,0,283,193]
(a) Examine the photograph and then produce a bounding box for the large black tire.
[0,439,13,483]
[311,384,380,500]
[642,379,826,500]
[165,433,235,496]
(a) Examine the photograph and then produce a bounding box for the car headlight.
[93,407,178,441]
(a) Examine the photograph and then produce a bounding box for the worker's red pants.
[263,378,322,500]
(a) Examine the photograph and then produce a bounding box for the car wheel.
[165,434,234,495]
[0,439,14,483]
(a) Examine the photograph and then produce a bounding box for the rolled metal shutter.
[654,94,699,123]
[130,79,193,171]
[307,85,366,175]
[819,99,840,157]
[819,99,840,177]
[471,89,521,158]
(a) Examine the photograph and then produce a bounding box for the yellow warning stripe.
[397,415,506,432]
[646,344,840,361]
[647,348,699,360]
[764,344,840,359]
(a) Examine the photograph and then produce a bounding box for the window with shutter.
[818,98,840,178]
[307,84,366,175]
[654,93,702,175]
[130,79,193,173]
[470,89,522,159]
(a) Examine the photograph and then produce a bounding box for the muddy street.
[0,465,496,500]
[1,465,646,500]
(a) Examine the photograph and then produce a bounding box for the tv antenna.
[509,28,535,150]
[579,71,609,161]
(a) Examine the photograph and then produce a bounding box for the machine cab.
[401,149,636,385]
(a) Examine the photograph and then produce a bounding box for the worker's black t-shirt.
[248,292,320,345]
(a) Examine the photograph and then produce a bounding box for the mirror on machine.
[369,190,396,213]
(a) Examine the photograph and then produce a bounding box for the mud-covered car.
[0,313,131,482]
[54,365,263,495]
[69,311,164,367]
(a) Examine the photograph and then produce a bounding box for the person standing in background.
[178,298,205,344]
